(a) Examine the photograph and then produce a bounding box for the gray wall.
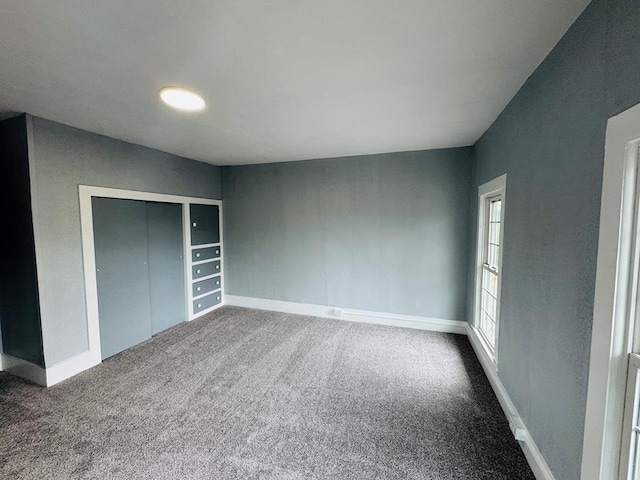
[222,148,472,320]
[29,116,221,366]
[0,115,44,366]
[468,0,640,478]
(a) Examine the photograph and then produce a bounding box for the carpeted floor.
[0,306,534,479]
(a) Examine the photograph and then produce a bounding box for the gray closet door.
[146,202,185,334]
[93,198,152,359]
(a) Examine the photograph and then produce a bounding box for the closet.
[91,197,222,360]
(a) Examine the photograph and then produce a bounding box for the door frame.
[79,185,222,362]
[582,102,640,479]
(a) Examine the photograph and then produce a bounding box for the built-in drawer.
[193,291,222,313]
[193,276,221,297]
[192,260,220,279]
[192,246,220,262]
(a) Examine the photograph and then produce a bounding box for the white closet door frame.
[79,185,222,363]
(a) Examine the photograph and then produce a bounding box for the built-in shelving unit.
[186,202,223,320]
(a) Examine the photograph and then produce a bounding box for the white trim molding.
[582,102,640,480]
[0,354,47,386]
[79,186,104,368]
[0,351,101,387]
[45,350,102,387]
[466,325,556,480]
[224,295,468,335]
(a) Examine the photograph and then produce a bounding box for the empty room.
[1,1,640,479]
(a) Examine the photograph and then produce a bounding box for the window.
[474,175,506,362]
[619,146,640,480]
[582,103,640,480]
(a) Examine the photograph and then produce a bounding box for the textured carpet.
[0,306,534,479]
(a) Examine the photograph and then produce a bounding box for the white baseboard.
[45,349,102,387]
[1,350,101,387]
[0,354,47,386]
[224,295,467,335]
[466,325,556,480]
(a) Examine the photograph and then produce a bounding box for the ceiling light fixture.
[159,87,206,112]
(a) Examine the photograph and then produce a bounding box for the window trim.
[582,102,640,480]
[473,174,507,368]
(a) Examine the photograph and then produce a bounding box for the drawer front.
[192,260,220,279]
[192,246,220,262]
[193,276,221,297]
[193,291,222,313]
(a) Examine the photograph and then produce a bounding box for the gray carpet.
[0,306,534,479]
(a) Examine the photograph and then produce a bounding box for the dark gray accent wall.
[222,148,472,320]
[28,116,221,366]
[0,115,44,366]
[468,0,640,478]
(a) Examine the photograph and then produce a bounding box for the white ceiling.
[0,0,590,165]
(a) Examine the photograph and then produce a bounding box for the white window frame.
[582,102,640,480]
[473,174,507,367]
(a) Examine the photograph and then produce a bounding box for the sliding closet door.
[146,202,185,334]
[93,198,152,359]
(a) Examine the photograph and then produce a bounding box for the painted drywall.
[222,148,472,321]
[0,115,44,366]
[468,0,640,478]
[28,116,221,367]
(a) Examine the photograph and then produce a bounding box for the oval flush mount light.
[159,86,206,112]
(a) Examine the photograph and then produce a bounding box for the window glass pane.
[480,197,502,351]
[488,245,499,268]
[487,270,498,298]
[487,318,495,344]
[633,433,640,480]
[489,222,500,247]
[491,199,502,222]
[486,198,502,269]
[480,266,499,350]
[480,310,492,335]
[631,382,640,480]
